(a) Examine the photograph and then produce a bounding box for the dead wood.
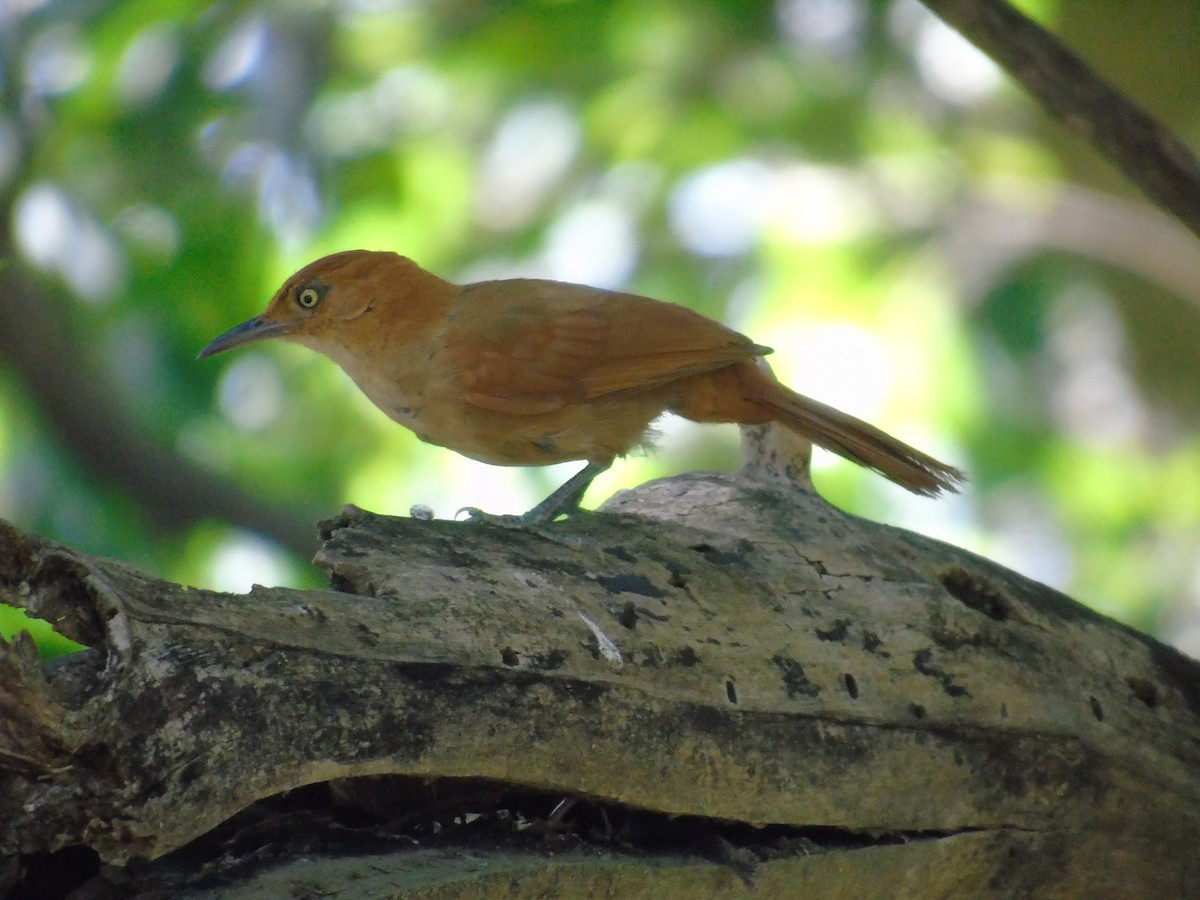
[0,426,1197,898]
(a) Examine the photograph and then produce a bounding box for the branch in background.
[0,250,319,560]
[943,185,1200,308]
[921,0,1200,242]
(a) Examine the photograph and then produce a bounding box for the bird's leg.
[460,459,612,528]
[519,458,612,524]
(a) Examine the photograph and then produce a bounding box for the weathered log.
[0,427,1196,897]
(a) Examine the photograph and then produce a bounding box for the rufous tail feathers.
[753,377,963,496]
[670,360,964,496]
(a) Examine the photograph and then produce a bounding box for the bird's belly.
[343,361,670,466]
[384,390,665,466]
[435,402,663,465]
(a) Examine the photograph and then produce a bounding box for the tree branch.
[922,0,1200,241]
[1,430,1197,896]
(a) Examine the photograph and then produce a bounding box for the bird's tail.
[754,380,964,496]
[676,361,964,497]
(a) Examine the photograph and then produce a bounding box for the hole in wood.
[1126,676,1159,708]
[938,567,1015,621]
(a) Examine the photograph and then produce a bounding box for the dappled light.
[908,9,1003,106]
[22,22,91,97]
[670,159,772,257]
[14,182,127,302]
[115,23,181,108]
[475,100,581,231]
[207,529,298,594]
[202,14,269,92]
[0,0,1198,659]
[217,355,286,433]
[1046,285,1148,447]
[777,0,867,58]
[306,65,452,157]
[540,198,639,287]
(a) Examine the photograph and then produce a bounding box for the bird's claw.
[455,506,521,526]
[455,506,587,549]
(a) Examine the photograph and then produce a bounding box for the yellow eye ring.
[297,287,321,309]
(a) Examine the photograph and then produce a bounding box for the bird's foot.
[452,459,612,549]
[455,506,522,526]
[456,506,588,549]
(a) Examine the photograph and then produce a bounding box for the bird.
[198,250,963,524]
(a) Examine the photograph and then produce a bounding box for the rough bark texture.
[1,426,1197,897]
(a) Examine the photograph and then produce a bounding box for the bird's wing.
[444,280,768,416]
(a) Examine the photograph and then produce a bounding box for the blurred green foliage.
[1,0,1199,656]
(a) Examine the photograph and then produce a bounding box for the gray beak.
[197,315,289,359]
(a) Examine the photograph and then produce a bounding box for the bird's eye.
[297,287,321,309]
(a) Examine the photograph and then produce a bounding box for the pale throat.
[292,330,429,428]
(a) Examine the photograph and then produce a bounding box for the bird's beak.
[197,315,291,360]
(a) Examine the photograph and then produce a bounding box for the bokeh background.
[1,0,1198,657]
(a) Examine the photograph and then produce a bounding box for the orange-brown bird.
[199,250,963,523]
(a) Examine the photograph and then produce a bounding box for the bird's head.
[197,250,437,360]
